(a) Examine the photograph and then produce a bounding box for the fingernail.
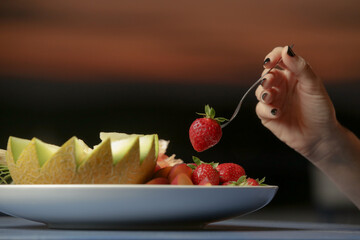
[287,46,295,57]
[260,78,266,86]
[271,108,278,116]
[263,58,270,65]
[261,92,268,102]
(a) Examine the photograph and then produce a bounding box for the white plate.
[0,184,278,229]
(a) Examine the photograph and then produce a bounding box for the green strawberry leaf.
[192,156,203,165]
[223,176,267,186]
[191,156,219,169]
[210,162,219,168]
[206,105,216,119]
[196,105,227,121]
[224,181,237,186]
[204,105,213,118]
[236,175,247,185]
[187,164,197,170]
[214,117,229,123]
[196,112,207,117]
[258,177,267,186]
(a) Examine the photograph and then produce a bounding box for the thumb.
[281,46,320,88]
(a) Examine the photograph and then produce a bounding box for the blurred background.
[0,0,359,222]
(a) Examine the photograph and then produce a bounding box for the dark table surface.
[1,216,360,240]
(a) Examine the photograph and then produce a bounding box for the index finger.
[263,47,283,69]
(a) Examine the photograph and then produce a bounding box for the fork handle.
[221,45,294,129]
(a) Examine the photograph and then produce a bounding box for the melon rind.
[112,136,141,184]
[6,136,31,184]
[74,138,113,184]
[10,138,59,184]
[137,134,158,183]
[40,137,79,184]
[100,132,159,183]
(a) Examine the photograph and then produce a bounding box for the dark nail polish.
[287,46,295,57]
[271,108,277,116]
[260,78,266,86]
[263,58,270,65]
[261,92,268,101]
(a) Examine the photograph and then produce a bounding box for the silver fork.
[221,45,293,128]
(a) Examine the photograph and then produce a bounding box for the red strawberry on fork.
[189,105,228,152]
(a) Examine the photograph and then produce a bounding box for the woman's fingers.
[260,88,277,104]
[255,84,284,106]
[263,45,322,95]
[263,47,283,69]
[255,71,288,121]
[256,66,288,105]
[256,102,281,121]
[264,46,318,85]
[260,68,284,90]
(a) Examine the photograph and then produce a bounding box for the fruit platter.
[0,106,278,229]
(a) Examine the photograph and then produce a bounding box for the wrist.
[304,121,345,165]
[307,122,359,167]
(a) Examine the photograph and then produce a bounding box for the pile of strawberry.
[146,105,266,186]
[147,156,265,186]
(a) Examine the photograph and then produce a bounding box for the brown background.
[0,0,359,218]
[1,0,360,83]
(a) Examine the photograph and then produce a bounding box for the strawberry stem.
[196,105,228,123]
[190,156,219,169]
[205,105,216,119]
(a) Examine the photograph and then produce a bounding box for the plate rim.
[0,184,279,189]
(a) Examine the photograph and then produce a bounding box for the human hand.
[255,46,338,162]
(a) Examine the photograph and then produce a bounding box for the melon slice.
[75,136,144,184]
[74,138,112,184]
[99,132,159,161]
[40,137,91,184]
[5,136,31,183]
[8,138,59,184]
[8,136,31,164]
[137,134,158,183]
[100,132,159,183]
[112,136,141,184]
[5,133,159,184]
